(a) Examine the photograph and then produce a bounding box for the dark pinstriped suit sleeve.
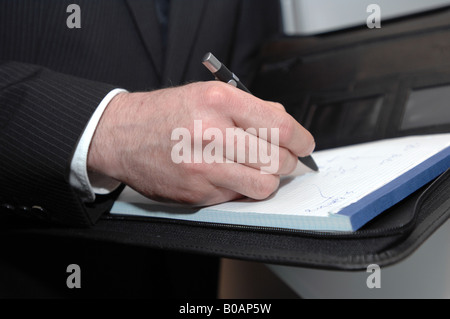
[0,60,119,226]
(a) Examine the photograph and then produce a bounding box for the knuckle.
[278,150,296,174]
[277,116,295,142]
[253,175,279,199]
[273,102,286,111]
[201,82,230,108]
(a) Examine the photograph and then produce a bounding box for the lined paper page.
[207,134,450,217]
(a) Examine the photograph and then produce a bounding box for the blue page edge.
[337,146,450,231]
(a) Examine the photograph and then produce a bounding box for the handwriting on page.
[112,134,450,231]
[294,141,424,216]
[211,136,448,218]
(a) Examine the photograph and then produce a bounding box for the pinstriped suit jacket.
[0,0,280,226]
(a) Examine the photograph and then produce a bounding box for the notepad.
[110,134,450,232]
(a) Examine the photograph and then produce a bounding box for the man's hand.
[87,81,315,206]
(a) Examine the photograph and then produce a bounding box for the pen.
[202,52,319,172]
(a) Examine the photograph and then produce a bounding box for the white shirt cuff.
[69,88,127,203]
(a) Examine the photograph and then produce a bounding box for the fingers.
[207,161,281,200]
[197,187,244,206]
[233,102,315,157]
[205,82,315,158]
[173,160,280,205]
[219,127,299,175]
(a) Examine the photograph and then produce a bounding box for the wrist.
[87,91,129,181]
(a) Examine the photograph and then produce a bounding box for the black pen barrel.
[214,64,251,94]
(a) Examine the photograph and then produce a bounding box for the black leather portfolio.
[2,7,450,271]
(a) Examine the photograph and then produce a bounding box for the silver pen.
[202,52,319,172]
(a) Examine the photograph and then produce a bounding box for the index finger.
[220,85,316,157]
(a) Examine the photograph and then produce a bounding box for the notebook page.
[207,134,450,217]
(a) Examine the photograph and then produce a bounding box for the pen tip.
[298,156,319,172]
